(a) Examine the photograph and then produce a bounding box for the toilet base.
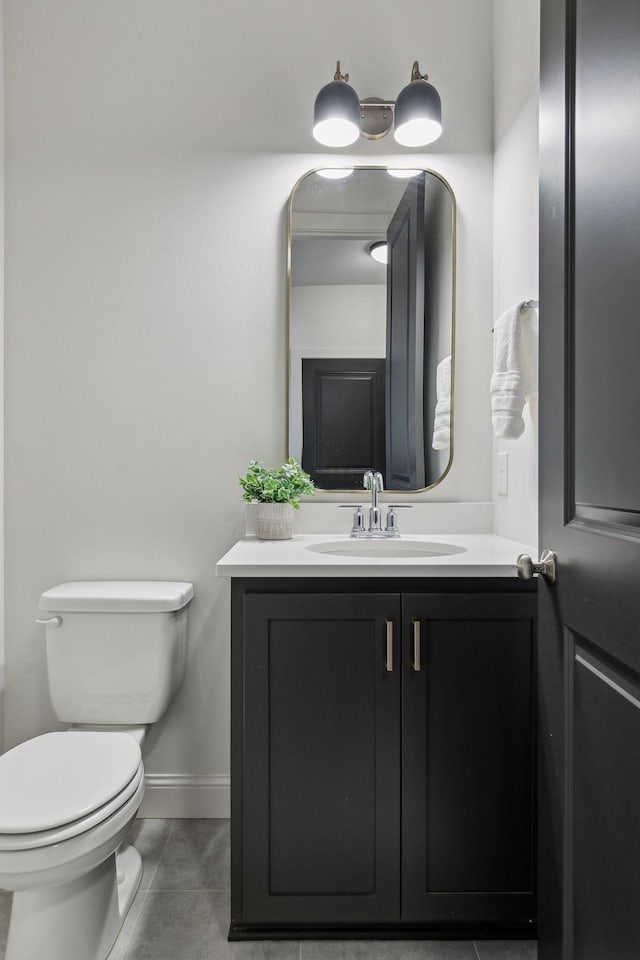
[5,842,142,960]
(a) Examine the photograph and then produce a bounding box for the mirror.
[288,167,455,492]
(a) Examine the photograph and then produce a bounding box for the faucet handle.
[385,504,412,535]
[338,504,365,536]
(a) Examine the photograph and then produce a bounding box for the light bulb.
[313,118,360,148]
[394,117,442,147]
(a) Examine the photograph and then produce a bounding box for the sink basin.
[305,539,467,559]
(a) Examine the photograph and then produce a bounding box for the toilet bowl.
[0,580,194,960]
[0,731,145,960]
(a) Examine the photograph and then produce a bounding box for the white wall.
[0,2,5,753]
[3,0,495,814]
[291,284,387,356]
[289,284,386,462]
[492,0,540,547]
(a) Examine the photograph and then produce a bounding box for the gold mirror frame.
[286,165,456,494]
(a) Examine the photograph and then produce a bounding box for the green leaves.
[239,458,315,510]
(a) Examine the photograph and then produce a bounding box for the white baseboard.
[137,774,230,818]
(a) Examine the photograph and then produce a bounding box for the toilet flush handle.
[35,616,63,628]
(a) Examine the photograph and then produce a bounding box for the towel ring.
[492,299,538,333]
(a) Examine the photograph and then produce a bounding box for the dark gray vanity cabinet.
[230,579,536,939]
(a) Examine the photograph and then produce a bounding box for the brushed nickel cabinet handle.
[412,619,421,672]
[385,620,394,672]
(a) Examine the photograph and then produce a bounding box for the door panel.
[268,616,377,895]
[571,646,640,960]
[539,1,640,957]
[302,358,386,489]
[573,0,640,521]
[239,593,401,925]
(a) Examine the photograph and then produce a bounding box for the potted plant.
[239,458,315,540]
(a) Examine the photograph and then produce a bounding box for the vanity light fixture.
[316,167,354,179]
[368,241,388,264]
[313,61,442,148]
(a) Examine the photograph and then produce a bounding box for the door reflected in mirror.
[288,167,455,492]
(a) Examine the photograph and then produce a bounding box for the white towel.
[491,303,531,439]
[432,355,451,450]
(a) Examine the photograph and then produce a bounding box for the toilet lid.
[0,762,144,851]
[0,731,142,833]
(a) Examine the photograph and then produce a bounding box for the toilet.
[0,580,194,960]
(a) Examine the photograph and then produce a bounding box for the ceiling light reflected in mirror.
[387,169,422,179]
[316,168,354,180]
[368,241,388,264]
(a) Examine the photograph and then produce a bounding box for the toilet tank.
[39,581,194,724]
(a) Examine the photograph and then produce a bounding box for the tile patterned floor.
[0,819,537,960]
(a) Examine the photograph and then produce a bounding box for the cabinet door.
[402,593,536,926]
[238,593,401,926]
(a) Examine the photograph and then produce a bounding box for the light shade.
[393,79,442,147]
[313,80,361,147]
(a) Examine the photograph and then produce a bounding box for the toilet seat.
[0,731,143,851]
[0,763,143,852]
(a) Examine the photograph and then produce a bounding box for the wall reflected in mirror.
[288,167,455,492]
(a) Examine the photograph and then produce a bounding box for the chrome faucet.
[363,470,384,533]
[338,471,412,538]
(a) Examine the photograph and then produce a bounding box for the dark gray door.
[301,358,386,489]
[386,179,426,490]
[539,1,640,957]
[238,593,401,926]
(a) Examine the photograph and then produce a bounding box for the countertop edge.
[216,567,520,579]
[215,534,533,580]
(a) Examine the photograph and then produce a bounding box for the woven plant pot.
[256,502,294,540]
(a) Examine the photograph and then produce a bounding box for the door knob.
[516,549,557,584]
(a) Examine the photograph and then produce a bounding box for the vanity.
[217,534,537,940]
[217,163,537,939]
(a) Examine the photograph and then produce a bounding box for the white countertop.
[216,534,535,579]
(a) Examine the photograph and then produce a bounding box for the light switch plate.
[497,451,509,497]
